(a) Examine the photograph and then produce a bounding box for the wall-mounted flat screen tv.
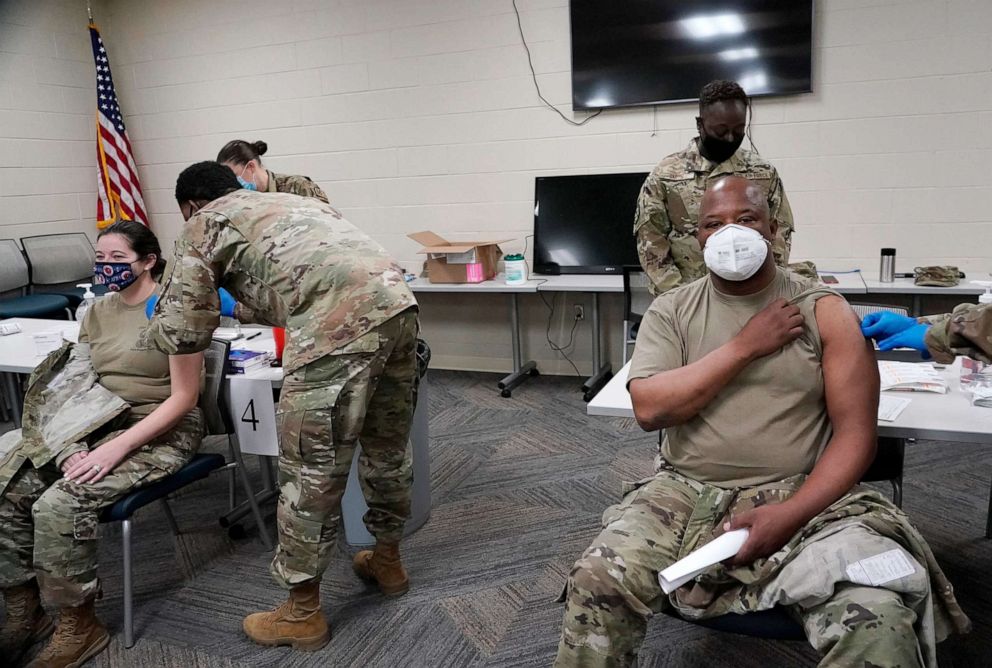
[570,0,814,110]
[533,173,646,275]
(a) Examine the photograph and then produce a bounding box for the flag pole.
[86,1,93,22]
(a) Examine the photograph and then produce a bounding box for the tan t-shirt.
[628,269,839,488]
[79,291,171,405]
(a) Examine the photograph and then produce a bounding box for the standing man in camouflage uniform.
[635,80,798,295]
[145,161,419,652]
[862,304,992,363]
[556,177,968,667]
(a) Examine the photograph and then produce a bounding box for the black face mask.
[699,132,744,164]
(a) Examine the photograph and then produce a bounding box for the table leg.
[3,373,22,429]
[497,293,537,398]
[581,292,612,402]
[911,295,921,317]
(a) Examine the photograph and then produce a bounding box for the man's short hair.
[699,80,749,114]
[175,161,240,203]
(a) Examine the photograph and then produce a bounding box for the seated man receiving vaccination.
[555,177,969,668]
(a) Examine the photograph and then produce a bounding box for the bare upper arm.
[815,296,878,439]
[169,352,204,403]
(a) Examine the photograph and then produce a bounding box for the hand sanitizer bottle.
[75,283,96,322]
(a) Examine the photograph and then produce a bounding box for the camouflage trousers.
[270,309,418,588]
[555,473,923,668]
[0,408,202,609]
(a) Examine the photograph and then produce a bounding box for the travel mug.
[879,248,896,283]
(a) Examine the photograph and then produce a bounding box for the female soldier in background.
[217,139,329,203]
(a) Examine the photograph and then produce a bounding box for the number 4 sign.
[226,378,279,456]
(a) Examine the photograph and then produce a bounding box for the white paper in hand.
[658,529,749,594]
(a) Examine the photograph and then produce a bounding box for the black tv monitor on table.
[533,172,646,275]
[570,0,814,110]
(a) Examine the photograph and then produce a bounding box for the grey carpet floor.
[3,370,992,667]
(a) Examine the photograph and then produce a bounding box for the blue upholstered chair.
[20,233,109,310]
[0,240,72,319]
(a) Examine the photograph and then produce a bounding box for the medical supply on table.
[74,283,97,323]
[878,395,912,422]
[878,361,948,393]
[879,248,895,283]
[504,254,527,285]
[32,330,64,357]
[271,327,286,365]
[0,322,22,336]
[973,281,992,305]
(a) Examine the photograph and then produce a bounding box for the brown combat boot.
[352,541,409,596]
[243,580,330,651]
[1,581,54,665]
[25,600,109,668]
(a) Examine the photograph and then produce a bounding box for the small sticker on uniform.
[845,549,917,587]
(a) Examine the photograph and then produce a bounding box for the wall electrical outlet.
[573,304,585,320]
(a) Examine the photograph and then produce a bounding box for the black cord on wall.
[512,0,602,127]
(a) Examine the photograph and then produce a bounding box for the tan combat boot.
[243,580,330,651]
[25,600,109,668]
[352,541,409,596]
[1,581,54,664]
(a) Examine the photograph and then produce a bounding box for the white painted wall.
[3,0,992,373]
[0,0,108,243]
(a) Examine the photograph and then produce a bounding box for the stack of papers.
[658,529,749,594]
[878,361,948,394]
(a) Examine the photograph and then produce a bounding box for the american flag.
[89,23,147,228]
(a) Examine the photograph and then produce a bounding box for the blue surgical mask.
[238,164,258,191]
[93,262,140,292]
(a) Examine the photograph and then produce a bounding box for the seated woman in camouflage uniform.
[0,221,204,668]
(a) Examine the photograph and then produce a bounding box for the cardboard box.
[408,231,510,283]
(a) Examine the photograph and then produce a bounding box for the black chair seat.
[862,436,904,482]
[43,285,111,308]
[664,606,806,641]
[0,293,70,319]
[100,454,226,523]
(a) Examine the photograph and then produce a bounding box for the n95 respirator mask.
[702,224,769,281]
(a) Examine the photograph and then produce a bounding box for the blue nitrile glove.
[144,294,159,320]
[878,323,932,359]
[860,311,918,340]
[219,287,237,318]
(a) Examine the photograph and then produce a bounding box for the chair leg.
[986,475,992,539]
[0,378,9,423]
[621,322,629,365]
[229,435,274,550]
[160,499,181,536]
[891,477,903,508]
[122,518,134,648]
[3,373,22,429]
[227,438,237,511]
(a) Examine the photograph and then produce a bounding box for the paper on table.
[213,327,244,341]
[878,361,947,394]
[659,529,749,594]
[878,395,911,422]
